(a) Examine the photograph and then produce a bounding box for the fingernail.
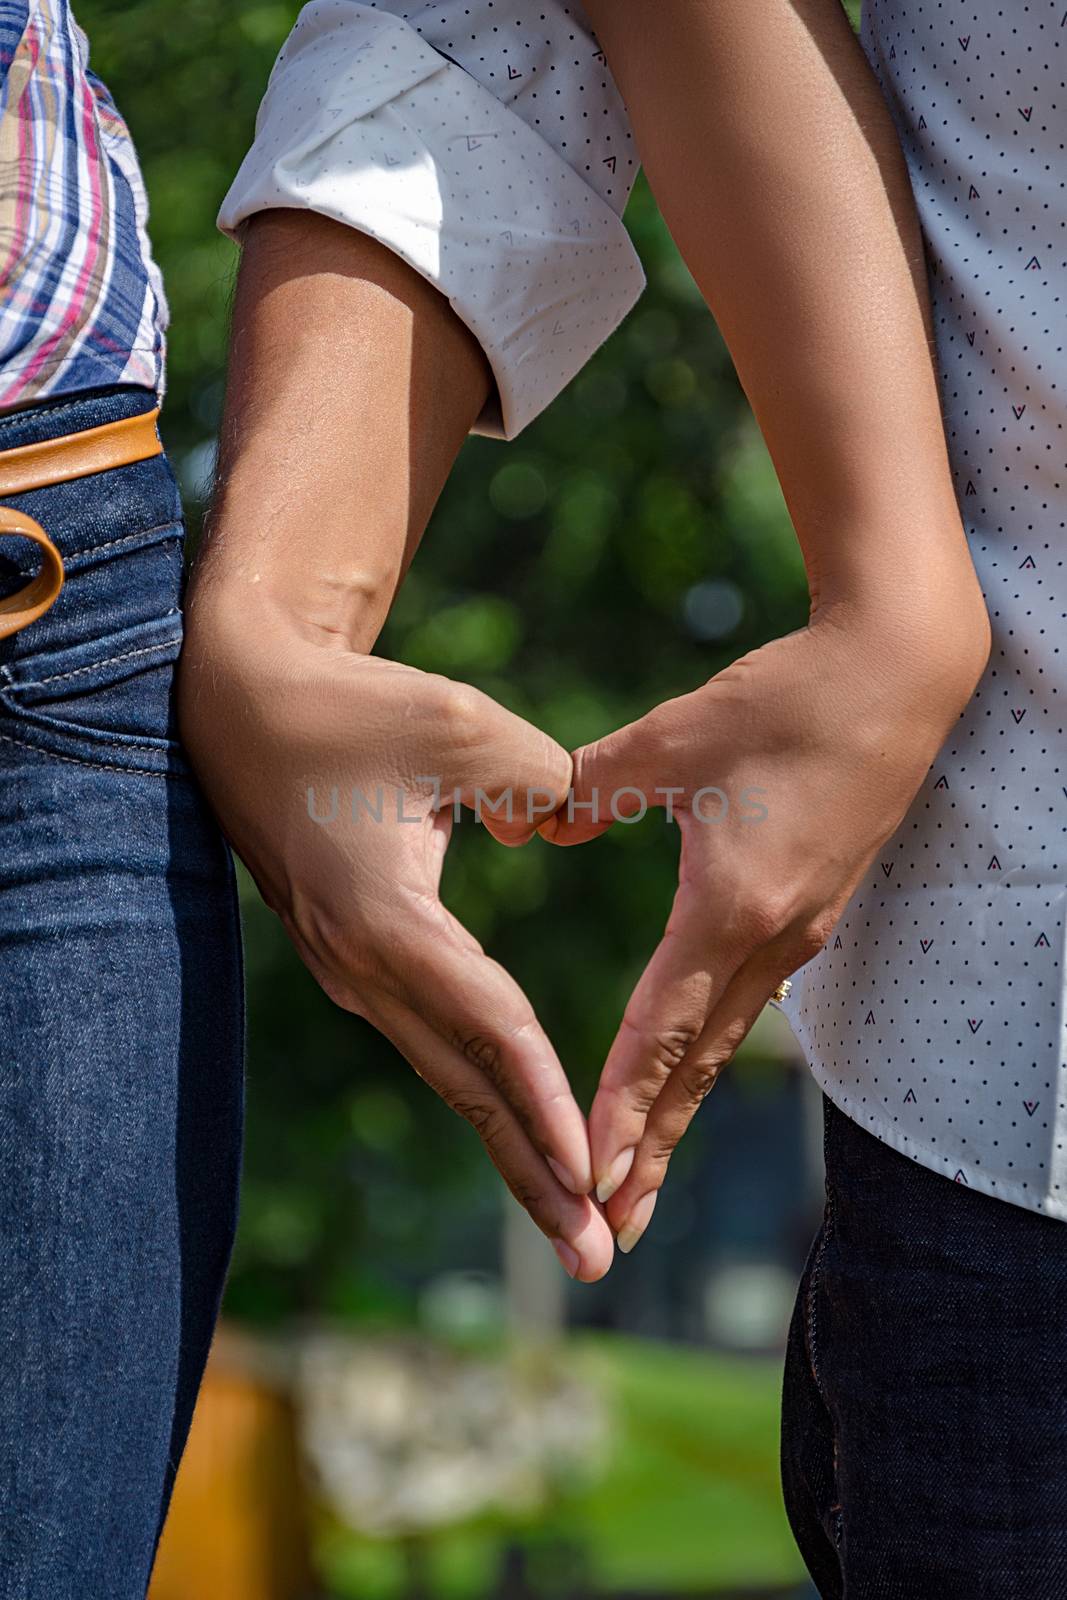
[547,1156,586,1195]
[595,1146,635,1205]
[552,1239,581,1279]
[617,1191,658,1255]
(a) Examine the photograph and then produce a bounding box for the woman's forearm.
[583,0,988,666]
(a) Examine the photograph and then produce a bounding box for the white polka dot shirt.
[218,0,644,439]
[783,0,1067,1220]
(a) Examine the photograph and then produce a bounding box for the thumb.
[441,684,573,847]
[540,713,667,847]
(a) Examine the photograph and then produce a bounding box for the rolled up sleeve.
[218,0,646,441]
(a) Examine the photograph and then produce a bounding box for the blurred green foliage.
[78,0,810,1322]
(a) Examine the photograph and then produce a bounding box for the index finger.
[385,902,595,1198]
[362,985,614,1282]
[588,889,736,1205]
[601,950,789,1247]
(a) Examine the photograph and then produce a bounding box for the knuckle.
[321,974,375,1022]
[448,1006,541,1091]
[715,1013,751,1060]
[602,1016,709,1117]
[620,1015,701,1073]
[797,910,837,961]
[335,940,383,996]
[504,1173,546,1216]
[446,1089,508,1145]
[741,892,795,949]
[629,1077,667,1116]
[295,901,382,984]
[604,1049,678,1117]
[433,677,486,744]
[288,918,385,1019]
[675,1058,723,1110]
[654,1025,700,1069]
[456,1031,511,1090]
[645,1132,677,1168]
[598,1067,666,1120]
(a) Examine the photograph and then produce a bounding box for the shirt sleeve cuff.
[217,0,647,441]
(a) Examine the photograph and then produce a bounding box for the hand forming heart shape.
[508,610,990,1257]
[180,594,988,1281]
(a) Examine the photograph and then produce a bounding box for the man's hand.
[178,601,613,1282]
[539,603,990,1253]
[181,213,617,1280]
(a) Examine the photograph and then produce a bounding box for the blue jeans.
[782,1094,1067,1598]
[0,387,245,1597]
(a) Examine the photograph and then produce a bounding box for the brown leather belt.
[0,407,164,642]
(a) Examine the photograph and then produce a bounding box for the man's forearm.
[176,209,617,1279]
[583,0,987,663]
[190,209,493,653]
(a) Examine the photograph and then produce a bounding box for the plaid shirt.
[0,0,166,411]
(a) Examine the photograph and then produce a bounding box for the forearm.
[188,209,493,654]
[583,0,987,665]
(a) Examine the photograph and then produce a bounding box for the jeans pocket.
[0,609,185,770]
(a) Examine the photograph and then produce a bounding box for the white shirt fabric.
[783,0,1067,1220]
[218,0,644,441]
[222,0,1067,1220]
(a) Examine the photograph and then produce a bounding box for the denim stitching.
[0,393,141,434]
[61,520,182,562]
[0,718,177,753]
[0,728,182,778]
[806,1100,845,1557]
[0,396,87,429]
[0,524,181,578]
[10,636,182,690]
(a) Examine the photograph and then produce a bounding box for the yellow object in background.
[148,1324,313,1600]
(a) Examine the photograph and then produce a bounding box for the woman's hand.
[539,601,991,1253]
[561,0,997,1255]
[177,595,613,1282]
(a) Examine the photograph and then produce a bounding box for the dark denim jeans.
[782,1094,1067,1598]
[0,387,245,1598]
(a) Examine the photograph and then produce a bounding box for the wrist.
[808,587,991,755]
[186,536,395,661]
[197,445,411,656]
[810,552,991,702]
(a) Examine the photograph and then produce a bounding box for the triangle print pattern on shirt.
[781,0,1067,1220]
